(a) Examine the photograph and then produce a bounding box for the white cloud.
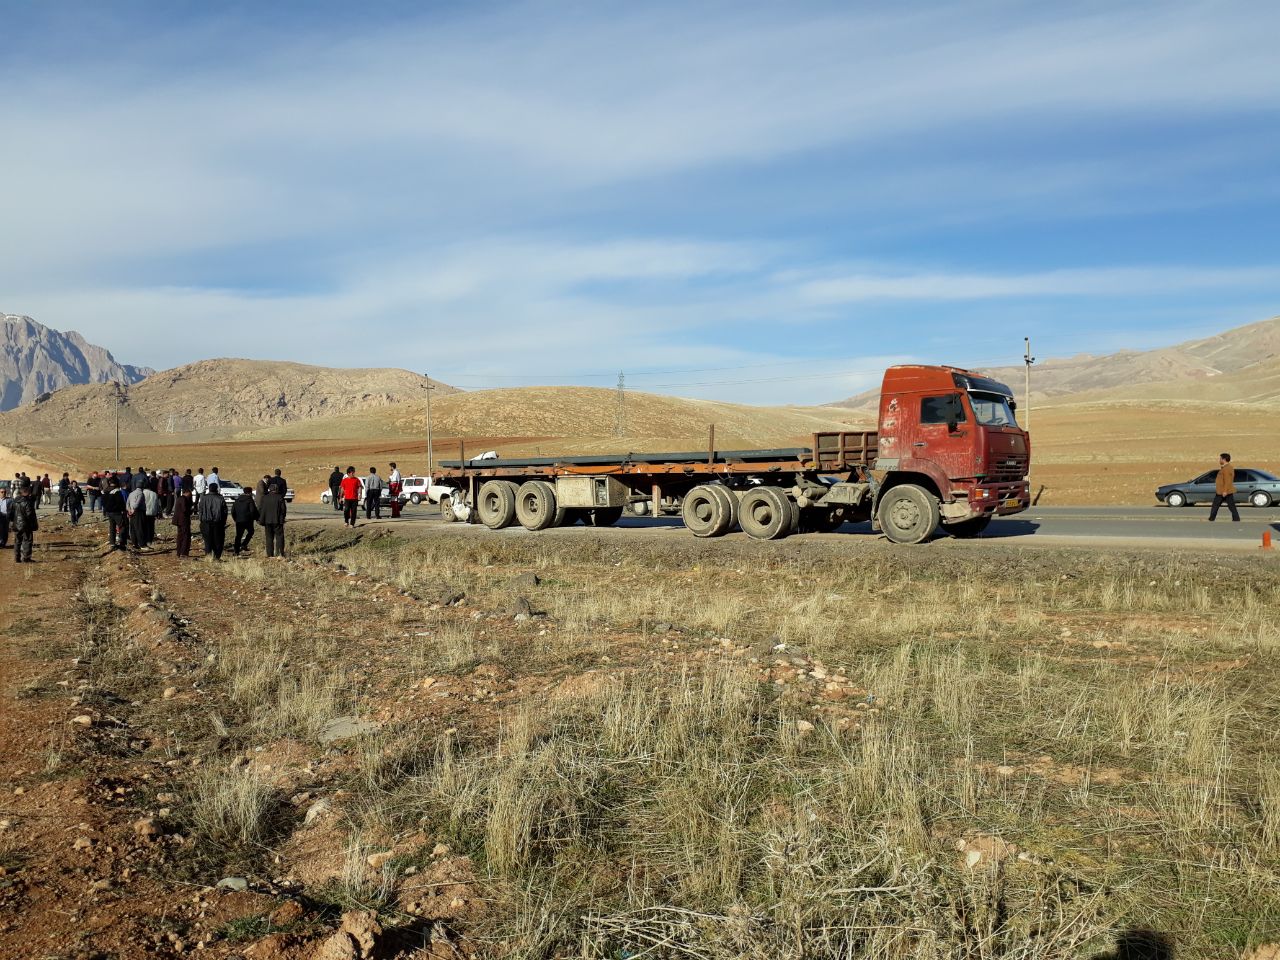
[796,266,1280,304]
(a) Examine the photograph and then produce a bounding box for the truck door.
[912,392,974,480]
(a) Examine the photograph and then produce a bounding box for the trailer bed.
[439,447,811,470]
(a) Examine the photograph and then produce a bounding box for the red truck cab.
[872,365,1030,541]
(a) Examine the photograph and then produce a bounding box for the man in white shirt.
[208,466,221,490]
[388,462,402,500]
[193,468,208,504]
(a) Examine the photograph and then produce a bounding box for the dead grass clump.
[186,764,284,862]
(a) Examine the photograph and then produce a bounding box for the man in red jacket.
[339,466,362,528]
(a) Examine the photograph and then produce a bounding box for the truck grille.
[988,455,1028,481]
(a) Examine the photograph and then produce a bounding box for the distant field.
[11,394,1278,507]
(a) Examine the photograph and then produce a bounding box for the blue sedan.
[1156,468,1280,508]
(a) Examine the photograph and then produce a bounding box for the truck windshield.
[969,391,1017,427]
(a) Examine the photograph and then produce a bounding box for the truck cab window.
[968,391,1017,427]
[921,394,966,425]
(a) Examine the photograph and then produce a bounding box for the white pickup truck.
[399,475,458,506]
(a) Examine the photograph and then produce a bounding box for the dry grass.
[271,529,1280,958]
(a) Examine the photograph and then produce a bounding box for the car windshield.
[968,391,1018,427]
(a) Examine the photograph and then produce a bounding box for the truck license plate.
[1003,498,1021,508]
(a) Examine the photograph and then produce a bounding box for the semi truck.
[435,364,1030,544]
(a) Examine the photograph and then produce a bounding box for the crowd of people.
[2,466,291,563]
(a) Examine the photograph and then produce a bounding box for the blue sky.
[2,1,1278,403]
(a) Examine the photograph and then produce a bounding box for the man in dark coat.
[231,488,258,556]
[198,482,228,560]
[12,481,39,563]
[67,481,85,526]
[259,484,287,558]
[102,478,128,551]
[328,466,343,511]
[173,475,194,558]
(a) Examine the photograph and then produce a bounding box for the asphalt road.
[291,502,1280,551]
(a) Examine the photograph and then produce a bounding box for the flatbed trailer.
[434,364,1030,544]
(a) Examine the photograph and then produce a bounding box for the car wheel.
[1164,491,1187,508]
[1250,490,1272,508]
[410,493,422,505]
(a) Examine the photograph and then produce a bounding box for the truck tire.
[438,495,456,523]
[739,487,794,540]
[587,507,624,527]
[410,493,422,505]
[515,480,561,531]
[876,484,940,544]
[682,484,725,538]
[707,485,739,535]
[559,509,583,526]
[477,480,518,529]
[945,515,990,538]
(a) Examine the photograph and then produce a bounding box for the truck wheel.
[588,507,624,527]
[478,480,518,529]
[876,484,940,544]
[628,500,649,516]
[682,484,725,538]
[438,495,456,523]
[410,493,422,505]
[516,480,560,530]
[945,515,990,538]
[707,485,738,535]
[739,487,794,540]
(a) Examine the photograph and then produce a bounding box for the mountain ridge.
[0,314,153,410]
[832,314,1280,409]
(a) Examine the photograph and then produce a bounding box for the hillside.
[0,359,457,439]
[237,385,872,451]
[834,314,1280,409]
[0,313,152,411]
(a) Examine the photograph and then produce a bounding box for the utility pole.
[615,371,626,438]
[1023,337,1035,489]
[424,373,435,478]
[113,382,125,468]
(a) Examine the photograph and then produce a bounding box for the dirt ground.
[2,509,1277,959]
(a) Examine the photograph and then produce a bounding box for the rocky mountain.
[0,358,458,438]
[833,314,1280,409]
[0,314,153,410]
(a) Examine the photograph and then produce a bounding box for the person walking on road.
[1209,452,1241,522]
[67,481,85,526]
[85,473,102,514]
[12,481,38,563]
[57,473,70,512]
[142,482,161,546]
[126,483,147,553]
[328,466,343,511]
[198,482,227,559]
[103,478,128,551]
[364,467,384,520]
[39,474,51,508]
[0,486,11,549]
[259,482,287,558]
[173,475,193,558]
[340,467,361,528]
[232,488,258,556]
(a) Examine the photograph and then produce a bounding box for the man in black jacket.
[231,489,258,556]
[198,483,228,560]
[328,466,343,511]
[259,485,287,558]
[11,481,38,563]
[102,478,128,550]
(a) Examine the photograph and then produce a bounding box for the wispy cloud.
[1,2,1277,404]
